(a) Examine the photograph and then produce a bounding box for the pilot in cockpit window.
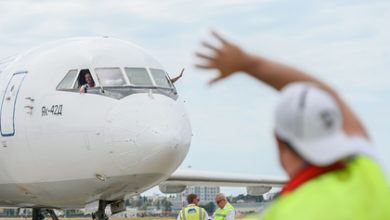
[79,69,95,93]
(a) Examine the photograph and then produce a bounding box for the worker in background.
[178,194,210,220]
[213,193,236,220]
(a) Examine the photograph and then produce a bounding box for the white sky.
[1,0,389,196]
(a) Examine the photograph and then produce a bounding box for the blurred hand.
[80,86,86,93]
[196,31,252,84]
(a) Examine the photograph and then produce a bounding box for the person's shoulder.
[348,155,388,187]
[227,204,235,211]
[269,177,342,210]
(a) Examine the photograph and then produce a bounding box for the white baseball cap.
[274,82,359,166]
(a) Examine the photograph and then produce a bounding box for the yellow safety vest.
[248,156,390,220]
[214,203,236,220]
[180,205,205,220]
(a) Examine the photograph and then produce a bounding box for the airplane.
[0,37,286,220]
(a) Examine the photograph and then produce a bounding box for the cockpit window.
[56,69,78,90]
[124,67,153,86]
[95,68,127,86]
[149,68,171,88]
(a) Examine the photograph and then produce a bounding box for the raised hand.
[196,31,253,84]
[170,68,185,83]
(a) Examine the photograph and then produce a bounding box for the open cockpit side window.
[75,69,95,88]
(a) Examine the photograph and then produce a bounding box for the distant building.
[264,192,280,201]
[172,186,220,213]
[0,208,18,217]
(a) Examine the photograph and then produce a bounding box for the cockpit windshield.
[95,68,127,86]
[56,67,176,99]
[125,67,153,86]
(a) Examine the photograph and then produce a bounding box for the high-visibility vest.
[214,203,236,220]
[248,156,390,220]
[180,206,205,220]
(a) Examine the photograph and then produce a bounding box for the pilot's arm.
[171,68,185,83]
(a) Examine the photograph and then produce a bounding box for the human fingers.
[195,52,217,69]
[211,30,228,45]
[180,68,185,75]
[195,52,217,62]
[195,63,216,69]
[202,41,219,53]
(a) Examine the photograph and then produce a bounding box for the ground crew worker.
[196,31,390,219]
[177,194,210,220]
[213,193,236,220]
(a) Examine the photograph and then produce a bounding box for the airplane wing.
[159,170,288,195]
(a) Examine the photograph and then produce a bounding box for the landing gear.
[32,208,44,220]
[32,208,58,220]
[92,200,109,220]
[46,209,59,220]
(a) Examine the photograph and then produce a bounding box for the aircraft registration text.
[41,105,63,116]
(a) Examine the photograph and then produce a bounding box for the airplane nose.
[105,93,192,174]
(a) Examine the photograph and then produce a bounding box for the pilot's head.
[83,70,94,87]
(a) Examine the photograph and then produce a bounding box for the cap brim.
[292,132,359,166]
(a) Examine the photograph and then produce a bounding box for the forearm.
[171,76,180,83]
[243,54,317,90]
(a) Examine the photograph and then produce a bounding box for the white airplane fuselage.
[0,37,192,208]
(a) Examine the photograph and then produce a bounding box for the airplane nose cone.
[105,93,192,174]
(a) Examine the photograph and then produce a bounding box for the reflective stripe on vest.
[180,206,204,220]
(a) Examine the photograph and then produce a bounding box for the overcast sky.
[1,0,389,196]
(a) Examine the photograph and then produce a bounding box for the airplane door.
[0,71,27,136]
